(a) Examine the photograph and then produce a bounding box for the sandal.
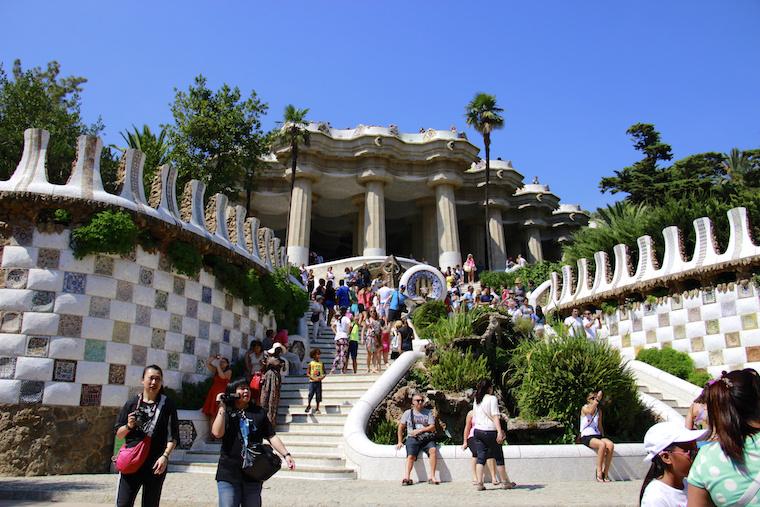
[595,471,604,482]
[401,479,413,486]
[475,483,486,491]
[501,482,517,490]
[428,478,440,485]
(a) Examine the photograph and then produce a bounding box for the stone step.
[176,450,348,469]
[170,462,357,480]
[276,422,345,434]
[281,373,380,384]
[279,386,369,396]
[279,403,352,415]
[279,393,360,404]
[191,440,343,456]
[276,431,344,444]
[277,411,348,424]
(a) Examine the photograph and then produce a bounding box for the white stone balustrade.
[0,129,281,273]
[530,207,760,312]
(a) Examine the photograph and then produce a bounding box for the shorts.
[348,340,359,360]
[580,434,603,448]
[390,351,400,360]
[405,438,437,458]
[308,381,322,403]
[388,308,401,322]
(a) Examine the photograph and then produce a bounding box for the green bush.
[71,210,138,259]
[423,312,474,348]
[429,348,489,391]
[53,208,72,224]
[164,376,213,410]
[411,300,447,331]
[407,362,430,389]
[167,240,203,277]
[369,419,398,445]
[636,347,711,387]
[509,335,652,442]
[479,261,562,290]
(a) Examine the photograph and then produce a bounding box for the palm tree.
[120,124,170,186]
[276,105,310,251]
[465,93,504,270]
[722,147,751,187]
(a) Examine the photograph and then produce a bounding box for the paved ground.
[0,473,642,506]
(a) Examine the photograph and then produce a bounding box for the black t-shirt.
[215,404,276,484]
[399,326,414,351]
[115,394,179,470]
[480,294,494,303]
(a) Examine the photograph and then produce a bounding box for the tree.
[165,75,269,198]
[0,59,102,183]
[723,147,760,189]
[120,124,170,187]
[275,105,310,251]
[465,93,504,270]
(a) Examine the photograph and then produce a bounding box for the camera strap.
[138,393,166,437]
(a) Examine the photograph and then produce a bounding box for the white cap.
[267,343,285,355]
[643,422,708,462]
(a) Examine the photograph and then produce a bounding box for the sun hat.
[643,422,708,462]
[267,343,285,355]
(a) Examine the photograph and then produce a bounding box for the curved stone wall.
[529,207,760,312]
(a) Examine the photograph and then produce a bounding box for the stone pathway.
[0,473,641,506]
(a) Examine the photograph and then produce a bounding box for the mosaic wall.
[606,282,760,376]
[0,227,275,408]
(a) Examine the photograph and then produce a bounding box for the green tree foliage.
[71,210,139,259]
[120,124,170,188]
[166,75,268,198]
[636,347,711,387]
[465,93,504,269]
[0,59,102,183]
[275,105,309,244]
[369,419,398,445]
[509,335,653,442]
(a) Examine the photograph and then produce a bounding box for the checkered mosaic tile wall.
[0,226,275,407]
[605,282,760,377]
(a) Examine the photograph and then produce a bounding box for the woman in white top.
[579,390,614,482]
[471,379,515,490]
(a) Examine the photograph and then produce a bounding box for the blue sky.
[1,0,758,211]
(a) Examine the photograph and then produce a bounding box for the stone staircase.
[171,321,382,480]
[636,383,690,417]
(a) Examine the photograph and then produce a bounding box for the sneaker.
[304,406,311,413]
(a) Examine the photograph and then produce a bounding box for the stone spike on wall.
[272,237,281,268]
[245,217,262,261]
[204,194,217,235]
[118,148,148,206]
[210,194,230,243]
[259,228,273,269]
[158,165,179,221]
[530,207,760,312]
[65,135,105,200]
[188,180,208,236]
[147,169,162,208]
[6,128,50,192]
[179,181,193,223]
[225,205,237,245]
[234,205,248,255]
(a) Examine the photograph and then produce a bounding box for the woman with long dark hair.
[579,390,615,482]
[114,365,179,507]
[471,379,515,490]
[639,422,705,506]
[212,378,295,507]
[688,369,760,506]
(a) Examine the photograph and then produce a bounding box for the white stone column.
[526,226,544,263]
[285,168,319,267]
[428,172,463,270]
[352,195,365,257]
[358,168,392,257]
[488,207,507,270]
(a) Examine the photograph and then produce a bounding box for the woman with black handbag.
[212,378,295,507]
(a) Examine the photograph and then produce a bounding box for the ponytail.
[706,369,760,464]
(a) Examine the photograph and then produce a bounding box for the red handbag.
[116,435,152,474]
[249,371,262,390]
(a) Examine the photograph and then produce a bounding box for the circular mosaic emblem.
[399,265,446,301]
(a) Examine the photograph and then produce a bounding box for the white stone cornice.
[357,167,393,185]
[284,164,322,183]
[426,171,463,189]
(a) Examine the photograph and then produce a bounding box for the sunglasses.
[413,399,424,403]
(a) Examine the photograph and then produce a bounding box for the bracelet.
[162,453,170,459]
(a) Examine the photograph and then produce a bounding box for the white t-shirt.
[583,316,599,340]
[640,479,687,507]
[334,316,351,340]
[564,316,584,337]
[473,394,499,431]
[377,286,393,305]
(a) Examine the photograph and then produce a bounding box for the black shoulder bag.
[239,413,282,482]
[410,410,437,446]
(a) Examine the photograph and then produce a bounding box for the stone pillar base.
[363,247,386,257]
[287,246,309,267]
[439,251,462,271]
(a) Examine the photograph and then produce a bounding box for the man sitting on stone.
[396,393,440,485]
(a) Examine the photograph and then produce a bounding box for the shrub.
[429,348,489,391]
[423,312,474,348]
[164,376,213,410]
[479,261,563,290]
[71,210,138,259]
[411,300,447,331]
[509,335,651,442]
[369,419,398,445]
[636,347,710,387]
[167,240,203,277]
[512,317,535,339]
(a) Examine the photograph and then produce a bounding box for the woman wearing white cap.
[639,422,706,507]
[259,344,285,425]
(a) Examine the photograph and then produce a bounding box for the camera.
[220,393,240,405]
[133,405,152,426]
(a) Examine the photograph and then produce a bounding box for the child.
[390,320,402,360]
[639,421,707,506]
[305,348,325,414]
